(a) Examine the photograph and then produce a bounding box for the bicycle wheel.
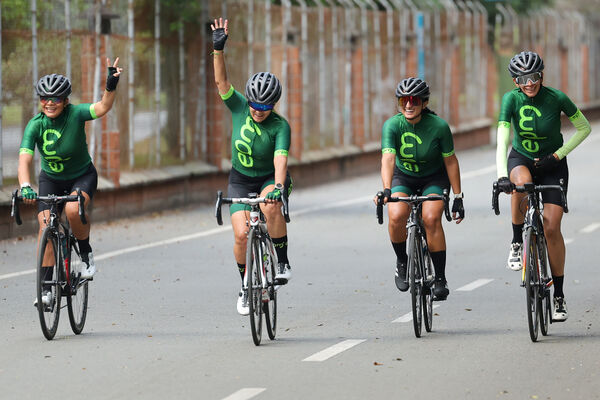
[524,228,539,342]
[263,238,277,340]
[537,234,551,336]
[422,248,434,333]
[408,229,422,338]
[246,229,263,346]
[67,236,88,334]
[36,227,62,340]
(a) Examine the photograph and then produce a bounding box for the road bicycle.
[492,179,568,342]
[11,189,90,340]
[215,191,290,346]
[376,190,451,338]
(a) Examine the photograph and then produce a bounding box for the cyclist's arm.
[92,89,117,119]
[213,48,230,96]
[273,154,288,188]
[496,121,511,178]
[17,153,34,188]
[443,154,462,195]
[555,109,591,160]
[381,152,395,190]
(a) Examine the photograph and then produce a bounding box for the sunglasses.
[398,96,422,107]
[515,72,542,86]
[40,97,64,105]
[248,101,274,112]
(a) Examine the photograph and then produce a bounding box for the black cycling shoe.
[395,261,408,292]
[433,278,449,301]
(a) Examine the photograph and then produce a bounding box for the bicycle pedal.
[274,278,288,285]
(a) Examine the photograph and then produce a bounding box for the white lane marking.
[565,238,574,245]
[456,278,494,292]
[0,163,531,282]
[461,164,496,179]
[581,222,600,234]
[222,388,266,400]
[302,339,366,362]
[392,305,440,323]
[0,270,35,281]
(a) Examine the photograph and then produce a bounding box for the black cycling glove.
[106,67,120,92]
[452,198,464,219]
[213,28,228,51]
[535,154,560,173]
[497,177,514,194]
[383,188,392,202]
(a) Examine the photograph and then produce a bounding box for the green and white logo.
[518,105,546,153]
[235,116,262,168]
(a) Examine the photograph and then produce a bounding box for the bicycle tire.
[524,227,539,342]
[67,236,88,334]
[408,228,422,338]
[263,237,277,340]
[246,229,263,346]
[537,234,551,336]
[36,227,62,340]
[422,248,434,333]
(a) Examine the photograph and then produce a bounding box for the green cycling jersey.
[498,86,578,160]
[19,103,98,180]
[221,85,290,178]
[381,111,455,177]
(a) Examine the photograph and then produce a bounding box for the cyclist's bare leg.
[260,185,286,238]
[65,190,92,240]
[37,210,54,265]
[422,199,446,252]
[542,203,565,276]
[231,210,250,265]
[509,166,531,224]
[387,192,410,242]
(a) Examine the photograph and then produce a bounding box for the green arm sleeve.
[496,121,511,178]
[274,120,291,157]
[19,119,38,155]
[555,109,591,160]
[221,85,246,114]
[381,118,397,154]
[439,122,455,157]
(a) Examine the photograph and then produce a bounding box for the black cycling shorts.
[38,163,98,213]
[227,168,293,214]
[507,148,568,206]
[391,165,450,196]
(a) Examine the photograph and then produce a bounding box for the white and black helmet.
[36,74,72,98]
[508,51,544,78]
[245,72,282,105]
[395,77,430,101]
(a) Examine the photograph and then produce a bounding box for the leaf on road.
[465,308,472,311]
[373,362,383,366]
[395,358,402,361]
[317,323,323,326]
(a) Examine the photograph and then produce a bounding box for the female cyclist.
[378,77,464,301]
[19,58,123,307]
[496,51,591,321]
[211,18,292,315]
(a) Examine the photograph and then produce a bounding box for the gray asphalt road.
[1,129,600,400]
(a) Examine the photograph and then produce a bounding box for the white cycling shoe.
[237,288,249,315]
[507,243,523,271]
[552,296,568,322]
[80,252,96,279]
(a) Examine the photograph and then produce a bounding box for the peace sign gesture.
[105,57,123,92]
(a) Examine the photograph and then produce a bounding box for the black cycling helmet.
[508,51,544,78]
[395,77,430,101]
[36,74,72,98]
[245,72,282,105]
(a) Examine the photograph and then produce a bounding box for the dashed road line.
[456,278,494,292]
[222,388,266,400]
[392,305,440,323]
[581,222,600,234]
[302,339,366,362]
